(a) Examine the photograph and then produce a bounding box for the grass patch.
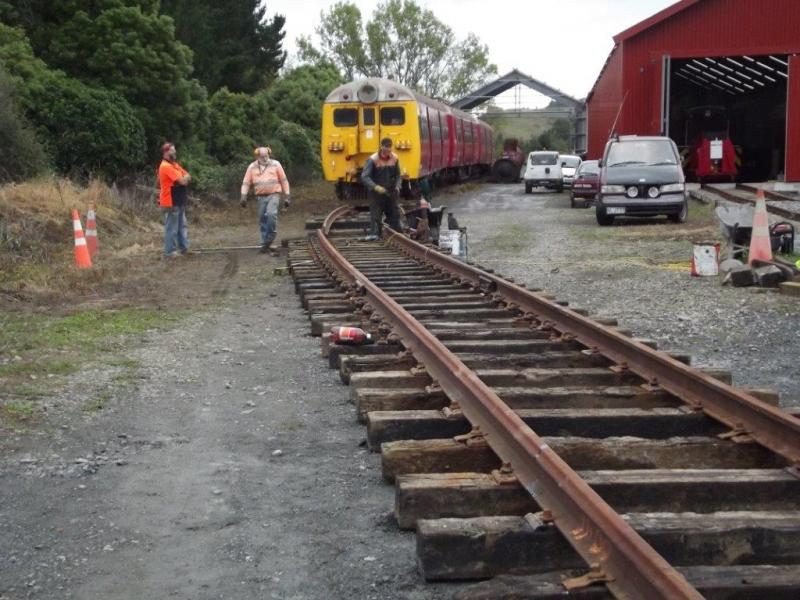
[485,224,533,252]
[0,308,180,419]
[83,390,113,413]
[0,399,37,422]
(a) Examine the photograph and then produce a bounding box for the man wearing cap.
[158,142,192,257]
[240,146,291,253]
[361,137,402,240]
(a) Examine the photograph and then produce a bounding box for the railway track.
[704,183,800,222]
[288,206,800,599]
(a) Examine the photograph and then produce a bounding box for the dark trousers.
[368,191,401,236]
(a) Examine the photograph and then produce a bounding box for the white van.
[559,154,582,188]
[523,151,563,193]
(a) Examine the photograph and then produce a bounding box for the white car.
[559,154,582,188]
[523,151,563,193]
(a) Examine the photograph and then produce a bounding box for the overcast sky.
[272,0,677,106]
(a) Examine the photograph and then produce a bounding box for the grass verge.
[0,308,181,422]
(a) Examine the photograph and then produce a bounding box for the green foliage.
[301,0,496,100]
[0,24,146,178]
[526,118,574,153]
[161,0,286,93]
[0,67,46,182]
[207,88,278,164]
[266,64,343,131]
[267,121,318,181]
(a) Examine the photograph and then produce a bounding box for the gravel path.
[0,255,445,600]
[446,183,799,407]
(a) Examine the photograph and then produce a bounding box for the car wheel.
[525,183,532,194]
[668,200,688,223]
[570,194,576,208]
[557,185,564,194]
[595,205,614,226]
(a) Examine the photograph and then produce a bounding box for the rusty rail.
[379,228,800,467]
[313,210,702,599]
[704,184,800,222]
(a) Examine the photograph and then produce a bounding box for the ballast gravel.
[447,184,799,407]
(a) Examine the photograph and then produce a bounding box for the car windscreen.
[606,141,676,166]
[578,162,599,176]
[529,153,557,165]
[561,156,581,168]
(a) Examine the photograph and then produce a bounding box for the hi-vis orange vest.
[241,159,290,197]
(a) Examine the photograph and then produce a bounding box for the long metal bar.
[379,228,800,466]
[705,184,800,222]
[313,213,701,599]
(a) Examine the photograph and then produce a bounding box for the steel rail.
[313,214,702,599]
[704,184,800,222]
[379,228,800,467]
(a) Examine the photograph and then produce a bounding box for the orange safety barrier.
[748,190,773,264]
[85,203,98,256]
[71,208,92,269]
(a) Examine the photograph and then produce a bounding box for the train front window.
[381,107,405,126]
[362,108,375,126]
[334,108,358,127]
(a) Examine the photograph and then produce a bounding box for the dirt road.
[0,246,445,599]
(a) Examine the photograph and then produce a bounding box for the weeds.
[0,308,180,421]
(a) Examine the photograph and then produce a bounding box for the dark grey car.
[596,136,688,226]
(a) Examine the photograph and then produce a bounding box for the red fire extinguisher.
[330,326,374,345]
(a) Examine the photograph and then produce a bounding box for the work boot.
[259,241,272,254]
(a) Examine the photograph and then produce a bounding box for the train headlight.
[357,83,378,104]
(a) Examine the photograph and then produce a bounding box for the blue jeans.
[257,194,280,245]
[163,206,188,255]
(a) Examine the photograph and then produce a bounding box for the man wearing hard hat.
[240,146,291,253]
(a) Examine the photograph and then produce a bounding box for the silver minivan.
[523,151,563,193]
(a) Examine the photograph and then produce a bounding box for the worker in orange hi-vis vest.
[240,146,291,253]
[158,142,192,258]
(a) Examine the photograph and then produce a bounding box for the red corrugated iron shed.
[586,0,800,180]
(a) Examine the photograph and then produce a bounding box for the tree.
[0,24,146,178]
[2,1,201,150]
[266,64,343,131]
[161,0,286,93]
[300,0,496,101]
[207,88,277,165]
[0,67,46,182]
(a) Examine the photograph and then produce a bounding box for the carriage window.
[362,108,375,126]
[334,108,358,127]
[381,107,405,125]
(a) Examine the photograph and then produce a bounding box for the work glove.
[239,195,247,208]
[283,196,291,208]
[373,185,387,195]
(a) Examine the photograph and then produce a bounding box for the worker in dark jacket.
[361,137,402,240]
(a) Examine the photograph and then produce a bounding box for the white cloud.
[271,0,677,100]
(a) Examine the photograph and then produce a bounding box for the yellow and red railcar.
[321,78,493,200]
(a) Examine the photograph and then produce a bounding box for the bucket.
[691,242,720,277]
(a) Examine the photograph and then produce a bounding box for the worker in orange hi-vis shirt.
[158,142,192,258]
[240,146,291,253]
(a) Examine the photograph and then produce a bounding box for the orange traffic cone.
[71,208,92,269]
[748,189,773,264]
[85,203,98,257]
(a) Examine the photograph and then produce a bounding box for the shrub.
[0,68,46,182]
